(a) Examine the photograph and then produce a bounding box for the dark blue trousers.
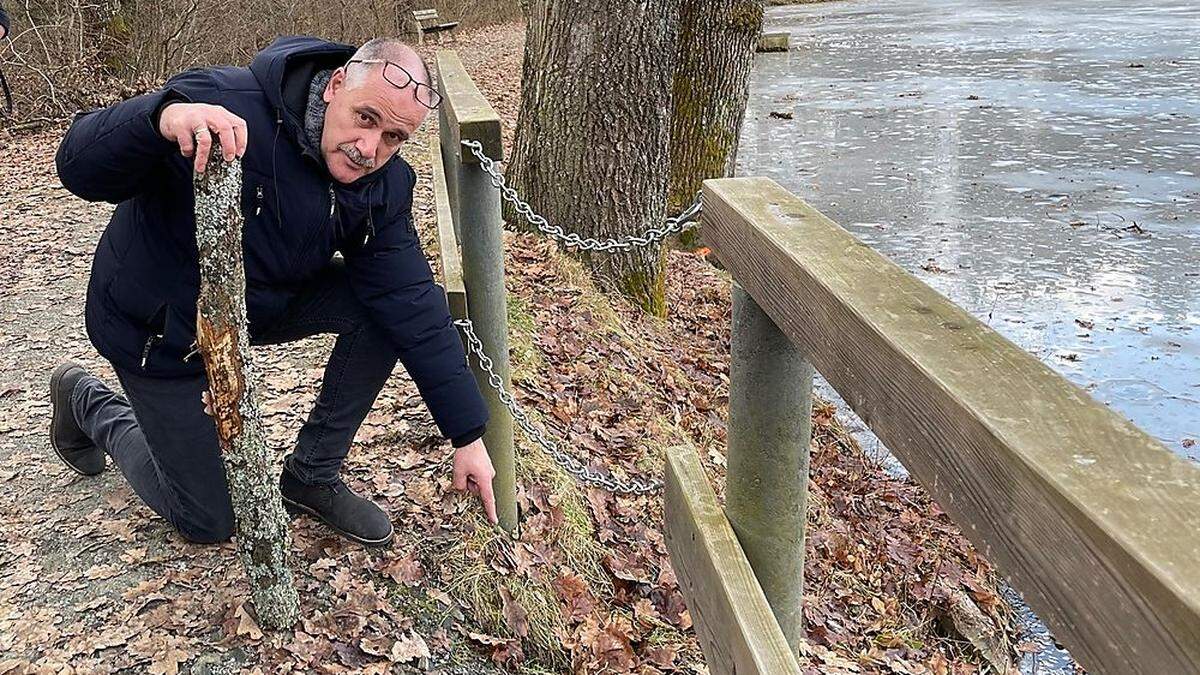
[70,261,400,543]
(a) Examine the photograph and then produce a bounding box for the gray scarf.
[303,69,334,159]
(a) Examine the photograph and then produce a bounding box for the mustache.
[338,142,376,169]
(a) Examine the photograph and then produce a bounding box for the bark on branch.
[193,144,299,629]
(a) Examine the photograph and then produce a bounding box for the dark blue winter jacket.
[55,37,488,447]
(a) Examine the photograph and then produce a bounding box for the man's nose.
[358,134,380,161]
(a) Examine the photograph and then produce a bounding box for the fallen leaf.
[390,630,431,662]
[381,554,424,586]
[234,603,264,640]
[499,586,529,638]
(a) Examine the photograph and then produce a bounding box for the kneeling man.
[50,36,497,547]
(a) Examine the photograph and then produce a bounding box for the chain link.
[455,317,664,495]
[461,140,702,253]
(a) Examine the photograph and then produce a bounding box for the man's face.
[321,63,429,184]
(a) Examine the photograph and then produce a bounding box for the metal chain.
[455,317,664,495]
[461,140,702,253]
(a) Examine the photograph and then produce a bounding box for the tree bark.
[506,0,681,316]
[193,146,300,630]
[667,0,762,247]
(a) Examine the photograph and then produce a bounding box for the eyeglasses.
[345,58,442,110]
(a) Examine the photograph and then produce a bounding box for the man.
[0,4,9,40]
[50,36,498,547]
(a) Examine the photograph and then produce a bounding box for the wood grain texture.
[435,50,502,165]
[664,445,803,675]
[702,177,1200,673]
[429,134,466,319]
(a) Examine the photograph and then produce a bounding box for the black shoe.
[49,362,106,476]
[279,458,394,547]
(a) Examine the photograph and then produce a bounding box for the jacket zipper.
[255,186,264,215]
[140,332,163,369]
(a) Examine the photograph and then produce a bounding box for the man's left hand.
[452,439,498,525]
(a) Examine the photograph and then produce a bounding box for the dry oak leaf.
[147,641,191,675]
[232,603,264,640]
[390,630,432,662]
[499,586,530,638]
[552,570,595,623]
[380,554,424,586]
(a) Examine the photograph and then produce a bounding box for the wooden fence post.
[726,282,813,652]
[437,51,518,532]
[193,146,299,629]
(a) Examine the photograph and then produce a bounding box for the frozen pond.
[740,0,1199,458]
[738,0,1200,671]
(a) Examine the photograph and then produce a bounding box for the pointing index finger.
[478,476,498,525]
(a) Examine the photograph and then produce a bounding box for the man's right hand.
[158,102,248,174]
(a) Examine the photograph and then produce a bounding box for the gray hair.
[344,37,432,90]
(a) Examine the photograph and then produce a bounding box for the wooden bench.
[412,9,459,45]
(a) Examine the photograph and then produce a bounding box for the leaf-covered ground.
[1,23,1020,675]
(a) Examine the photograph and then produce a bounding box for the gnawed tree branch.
[193,144,299,630]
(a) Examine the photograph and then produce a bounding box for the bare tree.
[3,0,522,126]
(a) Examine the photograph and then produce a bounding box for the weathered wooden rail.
[428,49,1200,675]
[684,176,1200,674]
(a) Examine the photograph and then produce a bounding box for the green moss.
[729,1,766,33]
[617,268,667,318]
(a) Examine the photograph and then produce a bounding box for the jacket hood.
[249,36,355,145]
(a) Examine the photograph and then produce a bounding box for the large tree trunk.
[194,148,300,630]
[667,0,762,247]
[506,0,680,316]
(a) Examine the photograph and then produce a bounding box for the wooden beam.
[434,49,517,532]
[663,445,803,675]
[435,50,503,165]
[756,31,790,53]
[701,177,1200,674]
[429,134,467,319]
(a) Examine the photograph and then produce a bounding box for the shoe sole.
[280,494,394,548]
[49,363,103,477]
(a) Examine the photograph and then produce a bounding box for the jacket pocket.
[105,273,168,368]
[105,273,167,330]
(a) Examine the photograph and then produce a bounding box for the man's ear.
[324,68,345,104]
